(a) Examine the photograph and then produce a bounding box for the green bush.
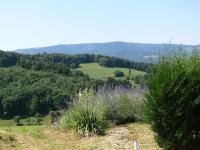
[14,116,21,126]
[49,111,60,124]
[25,118,31,125]
[35,113,43,125]
[134,74,143,84]
[35,113,42,118]
[61,89,108,136]
[25,118,36,126]
[145,52,200,149]
[114,70,124,77]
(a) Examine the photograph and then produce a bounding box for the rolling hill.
[15,41,196,62]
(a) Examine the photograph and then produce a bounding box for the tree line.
[0,50,152,72]
[0,50,133,118]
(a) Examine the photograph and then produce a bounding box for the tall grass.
[61,88,108,135]
[97,87,145,124]
[61,87,145,135]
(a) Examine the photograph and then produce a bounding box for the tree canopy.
[0,50,135,118]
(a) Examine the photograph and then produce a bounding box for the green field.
[0,115,51,127]
[76,63,145,80]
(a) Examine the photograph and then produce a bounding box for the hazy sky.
[0,0,200,50]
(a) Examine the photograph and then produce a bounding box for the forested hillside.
[1,50,151,72]
[15,41,195,62]
[0,50,150,118]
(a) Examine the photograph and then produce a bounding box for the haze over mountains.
[15,41,197,62]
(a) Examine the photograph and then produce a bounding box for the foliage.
[35,113,43,125]
[14,116,21,126]
[0,50,20,67]
[0,50,146,118]
[62,89,108,135]
[134,74,143,84]
[0,68,131,118]
[0,67,93,118]
[25,118,35,125]
[62,87,145,135]
[145,52,200,149]
[49,111,60,124]
[0,50,151,71]
[133,74,147,89]
[98,55,152,72]
[106,77,132,88]
[97,87,145,124]
[18,59,71,76]
[114,70,124,77]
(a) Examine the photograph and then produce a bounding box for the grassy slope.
[0,115,51,127]
[76,63,145,80]
[0,123,162,150]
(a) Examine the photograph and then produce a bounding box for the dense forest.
[0,50,140,118]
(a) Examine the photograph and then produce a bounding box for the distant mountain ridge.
[15,41,197,62]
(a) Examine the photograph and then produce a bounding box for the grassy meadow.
[76,63,145,80]
[0,123,161,150]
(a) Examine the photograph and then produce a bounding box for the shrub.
[126,76,130,80]
[36,118,43,125]
[145,52,200,149]
[2,112,8,119]
[35,113,43,125]
[113,94,144,123]
[97,87,145,124]
[35,113,42,118]
[14,116,21,126]
[62,87,146,135]
[114,70,124,77]
[49,111,60,124]
[61,89,108,136]
[25,118,31,125]
[134,74,144,84]
[25,118,35,125]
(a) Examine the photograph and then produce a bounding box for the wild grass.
[62,87,146,135]
[61,89,108,135]
[4,126,46,139]
[97,87,145,124]
[0,123,161,150]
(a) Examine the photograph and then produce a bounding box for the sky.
[0,0,200,50]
